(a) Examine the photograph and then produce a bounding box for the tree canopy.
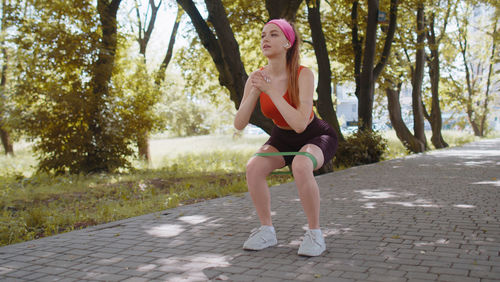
[1,0,498,173]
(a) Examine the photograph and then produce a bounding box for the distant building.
[491,100,500,132]
[335,84,358,128]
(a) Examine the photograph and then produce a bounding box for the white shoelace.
[249,227,273,241]
[304,230,322,246]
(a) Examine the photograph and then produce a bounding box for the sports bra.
[259,66,314,128]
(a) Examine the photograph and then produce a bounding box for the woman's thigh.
[247,144,287,176]
[297,144,324,171]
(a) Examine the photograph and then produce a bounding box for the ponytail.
[286,23,301,107]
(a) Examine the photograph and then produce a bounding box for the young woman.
[234,19,338,257]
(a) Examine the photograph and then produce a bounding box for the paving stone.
[437,274,481,282]
[21,271,49,281]
[3,269,32,278]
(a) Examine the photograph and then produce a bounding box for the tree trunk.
[0,0,13,156]
[156,5,183,85]
[86,0,122,172]
[373,0,397,81]
[136,0,161,56]
[426,13,448,148]
[411,3,427,148]
[354,0,397,132]
[351,1,362,100]
[305,0,341,174]
[306,0,343,143]
[137,131,150,162]
[458,19,481,136]
[135,0,162,162]
[386,80,425,153]
[265,0,303,22]
[204,0,271,129]
[358,0,378,131]
[177,0,283,134]
[480,19,497,136]
[0,126,13,155]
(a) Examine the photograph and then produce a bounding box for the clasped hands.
[250,70,280,99]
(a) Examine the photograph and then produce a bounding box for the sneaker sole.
[243,240,277,251]
[297,247,326,257]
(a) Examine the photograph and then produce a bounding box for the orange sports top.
[259,66,314,128]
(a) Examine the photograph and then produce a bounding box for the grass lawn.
[0,130,486,246]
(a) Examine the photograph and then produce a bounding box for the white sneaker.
[243,226,277,250]
[298,229,326,256]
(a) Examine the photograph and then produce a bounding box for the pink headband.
[265,19,295,46]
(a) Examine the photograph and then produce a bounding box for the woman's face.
[261,24,289,57]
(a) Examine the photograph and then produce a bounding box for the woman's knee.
[246,157,269,179]
[291,155,313,177]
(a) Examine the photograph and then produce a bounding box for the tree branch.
[373,0,398,80]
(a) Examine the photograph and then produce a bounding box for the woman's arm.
[234,71,261,130]
[254,67,314,133]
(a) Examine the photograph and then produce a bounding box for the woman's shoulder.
[298,65,313,79]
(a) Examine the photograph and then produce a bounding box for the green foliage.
[12,1,174,173]
[321,0,366,84]
[12,0,134,174]
[443,1,498,135]
[159,88,211,137]
[175,0,267,107]
[334,130,388,168]
[111,37,166,138]
[0,0,22,144]
[3,0,498,174]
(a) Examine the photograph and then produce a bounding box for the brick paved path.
[1,139,499,281]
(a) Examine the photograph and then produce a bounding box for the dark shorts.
[264,116,338,167]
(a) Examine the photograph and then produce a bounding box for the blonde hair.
[286,22,301,107]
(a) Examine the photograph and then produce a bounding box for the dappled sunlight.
[472,179,500,187]
[288,238,302,247]
[430,149,500,158]
[137,264,157,272]
[355,189,400,199]
[178,215,209,225]
[96,256,124,265]
[323,227,352,236]
[146,224,185,238]
[0,267,12,275]
[362,202,377,209]
[334,197,349,201]
[354,189,440,208]
[387,198,439,208]
[156,253,230,280]
[462,160,495,166]
[415,238,452,248]
[355,189,417,200]
[453,204,476,208]
[157,253,230,266]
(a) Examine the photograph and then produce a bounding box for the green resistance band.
[254,152,318,175]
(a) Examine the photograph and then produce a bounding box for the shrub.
[334,130,388,168]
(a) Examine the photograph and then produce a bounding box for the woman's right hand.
[248,72,263,97]
[234,71,262,130]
